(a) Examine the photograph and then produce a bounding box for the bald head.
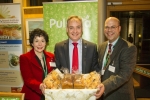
[104,17,121,43]
[105,17,120,26]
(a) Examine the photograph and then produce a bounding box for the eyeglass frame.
[104,26,119,30]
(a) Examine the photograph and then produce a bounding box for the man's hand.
[95,83,105,99]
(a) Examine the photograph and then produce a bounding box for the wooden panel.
[23,7,43,19]
[107,4,150,17]
[22,0,30,7]
[107,0,150,1]
[123,1,150,4]
[24,8,43,18]
[133,78,140,87]
[134,66,150,78]
[107,5,150,11]
[107,0,150,4]
[22,7,43,53]
[107,0,123,1]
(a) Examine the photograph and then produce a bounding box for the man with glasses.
[95,17,137,100]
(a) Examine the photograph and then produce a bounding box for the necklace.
[36,53,48,77]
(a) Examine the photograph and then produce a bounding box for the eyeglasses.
[104,26,119,30]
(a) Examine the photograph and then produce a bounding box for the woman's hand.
[40,83,46,94]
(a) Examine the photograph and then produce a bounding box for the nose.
[73,28,77,33]
[108,27,112,31]
[38,41,42,45]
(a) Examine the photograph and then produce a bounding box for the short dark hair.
[67,15,82,27]
[29,28,49,47]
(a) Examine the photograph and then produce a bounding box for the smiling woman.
[19,28,55,100]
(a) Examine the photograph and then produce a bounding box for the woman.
[20,28,55,100]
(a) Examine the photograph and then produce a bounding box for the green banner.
[43,1,98,52]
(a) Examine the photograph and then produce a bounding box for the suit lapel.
[104,38,124,71]
[28,49,42,70]
[63,39,70,70]
[110,38,124,63]
[82,39,87,73]
[99,42,108,69]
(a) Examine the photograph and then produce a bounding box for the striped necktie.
[103,44,112,70]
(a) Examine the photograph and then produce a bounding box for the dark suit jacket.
[54,39,99,74]
[19,49,54,100]
[98,38,137,100]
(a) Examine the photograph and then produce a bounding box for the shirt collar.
[108,37,119,47]
[69,38,82,45]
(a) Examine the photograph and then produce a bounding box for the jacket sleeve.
[54,43,61,69]
[92,44,100,72]
[103,45,137,95]
[20,54,43,95]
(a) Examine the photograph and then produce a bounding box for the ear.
[119,26,121,32]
